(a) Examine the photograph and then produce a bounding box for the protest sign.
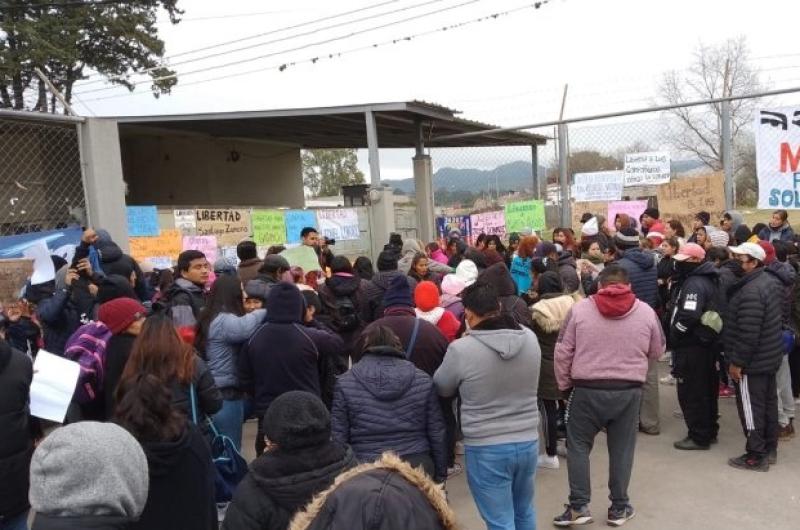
[30,350,80,423]
[755,106,800,208]
[252,210,287,247]
[656,173,725,227]
[317,209,360,241]
[0,259,33,303]
[624,151,671,186]
[284,210,318,244]
[436,215,471,244]
[608,200,649,232]
[505,200,546,232]
[573,170,625,202]
[280,245,321,272]
[195,208,251,246]
[571,201,607,232]
[126,206,160,237]
[470,210,506,237]
[23,241,55,285]
[182,235,218,265]
[129,229,182,263]
[145,257,173,270]
[174,209,197,233]
[221,246,239,265]
[0,226,82,259]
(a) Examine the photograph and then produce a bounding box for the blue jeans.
[212,399,244,451]
[0,510,29,530]
[465,440,538,530]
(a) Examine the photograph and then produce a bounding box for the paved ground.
[243,363,800,529]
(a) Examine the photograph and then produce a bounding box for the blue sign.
[0,226,83,259]
[126,206,160,237]
[284,210,317,244]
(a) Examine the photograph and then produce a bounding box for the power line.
[78,0,451,87]
[74,0,487,96]
[80,1,555,104]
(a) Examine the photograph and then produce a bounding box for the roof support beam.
[365,110,381,186]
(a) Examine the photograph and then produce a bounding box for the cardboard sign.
[573,170,625,202]
[284,210,318,244]
[317,209,360,241]
[505,200,546,232]
[174,209,197,233]
[656,173,725,228]
[252,210,287,247]
[280,245,321,272]
[470,210,506,237]
[0,258,33,303]
[624,151,671,186]
[607,200,649,232]
[129,229,182,264]
[755,106,800,208]
[570,201,607,232]
[182,235,218,265]
[195,208,251,247]
[126,206,160,237]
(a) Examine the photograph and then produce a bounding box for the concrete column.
[80,118,129,251]
[414,154,435,243]
[365,110,381,186]
[369,186,396,260]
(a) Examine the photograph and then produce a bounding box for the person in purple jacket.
[553,265,665,528]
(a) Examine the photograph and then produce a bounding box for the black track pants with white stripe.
[734,373,778,457]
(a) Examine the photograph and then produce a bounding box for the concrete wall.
[120,130,303,208]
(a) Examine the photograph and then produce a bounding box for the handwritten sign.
[571,201,607,232]
[129,229,182,264]
[317,209,360,241]
[144,257,173,270]
[0,258,33,303]
[126,206,160,237]
[195,208,251,247]
[574,170,624,202]
[755,106,800,208]
[656,173,725,227]
[182,235,218,265]
[608,200,649,232]
[470,210,506,237]
[252,210,287,247]
[174,209,196,233]
[284,210,318,244]
[505,200,545,232]
[280,245,321,272]
[624,151,671,186]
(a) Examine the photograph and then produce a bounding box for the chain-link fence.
[0,115,86,236]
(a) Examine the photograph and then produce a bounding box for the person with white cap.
[724,242,783,471]
[669,243,723,451]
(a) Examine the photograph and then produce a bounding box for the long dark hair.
[353,256,374,281]
[114,373,185,443]
[408,252,429,281]
[484,234,506,254]
[122,312,195,386]
[195,275,245,353]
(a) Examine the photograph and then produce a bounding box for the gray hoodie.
[434,318,541,446]
[397,239,453,276]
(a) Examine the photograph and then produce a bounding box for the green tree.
[547,150,621,184]
[0,0,182,112]
[302,149,365,198]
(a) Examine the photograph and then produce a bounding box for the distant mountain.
[384,161,547,195]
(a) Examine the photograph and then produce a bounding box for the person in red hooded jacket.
[414,281,460,343]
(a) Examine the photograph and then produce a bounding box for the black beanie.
[615,227,640,249]
[96,274,138,305]
[264,391,331,450]
[383,275,413,308]
[643,207,660,220]
[537,271,563,296]
[377,251,398,272]
[266,282,304,323]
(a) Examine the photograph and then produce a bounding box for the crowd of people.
[1,206,798,530]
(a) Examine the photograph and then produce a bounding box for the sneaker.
[446,463,463,478]
[607,504,636,527]
[672,409,684,419]
[638,424,660,435]
[537,454,560,469]
[673,437,710,450]
[660,374,676,385]
[768,450,778,465]
[778,424,794,441]
[718,384,736,398]
[659,350,672,362]
[556,441,568,458]
[728,453,769,472]
[455,441,465,455]
[553,504,593,526]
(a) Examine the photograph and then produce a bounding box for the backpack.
[333,294,360,332]
[63,321,112,404]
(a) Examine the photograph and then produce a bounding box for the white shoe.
[455,441,465,455]
[556,442,568,458]
[672,409,684,419]
[660,375,676,385]
[538,454,560,469]
[447,463,463,478]
[659,351,672,362]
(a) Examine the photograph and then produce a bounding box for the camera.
[323,237,336,246]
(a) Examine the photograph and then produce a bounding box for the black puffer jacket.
[362,271,417,322]
[0,341,33,522]
[766,261,796,330]
[669,262,721,348]
[479,263,534,330]
[617,248,658,308]
[331,346,446,482]
[36,287,83,356]
[556,252,580,293]
[723,267,783,374]
[223,442,356,530]
[317,274,371,348]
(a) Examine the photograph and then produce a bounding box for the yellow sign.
[129,229,183,263]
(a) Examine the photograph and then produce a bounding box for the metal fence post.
[721,99,734,210]
[558,123,570,228]
[531,144,539,199]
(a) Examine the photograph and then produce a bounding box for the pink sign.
[470,210,506,238]
[182,235,218,265]
[607,200,648,233]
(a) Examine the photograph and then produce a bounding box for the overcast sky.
[71,0,800,180]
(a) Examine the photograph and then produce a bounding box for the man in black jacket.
[669,243,722,451]
[163,250,209,336]
[725,243,784,471]
[362,251,417,322]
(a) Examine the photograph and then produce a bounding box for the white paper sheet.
[23,241,56,285]
[30,350,80,423]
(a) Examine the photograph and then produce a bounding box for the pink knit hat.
[441,274,466,296]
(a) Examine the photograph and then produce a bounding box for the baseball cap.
[673,243,706,262]
[729,242,766,262]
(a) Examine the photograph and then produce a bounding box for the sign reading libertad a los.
[756,106,800,209]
